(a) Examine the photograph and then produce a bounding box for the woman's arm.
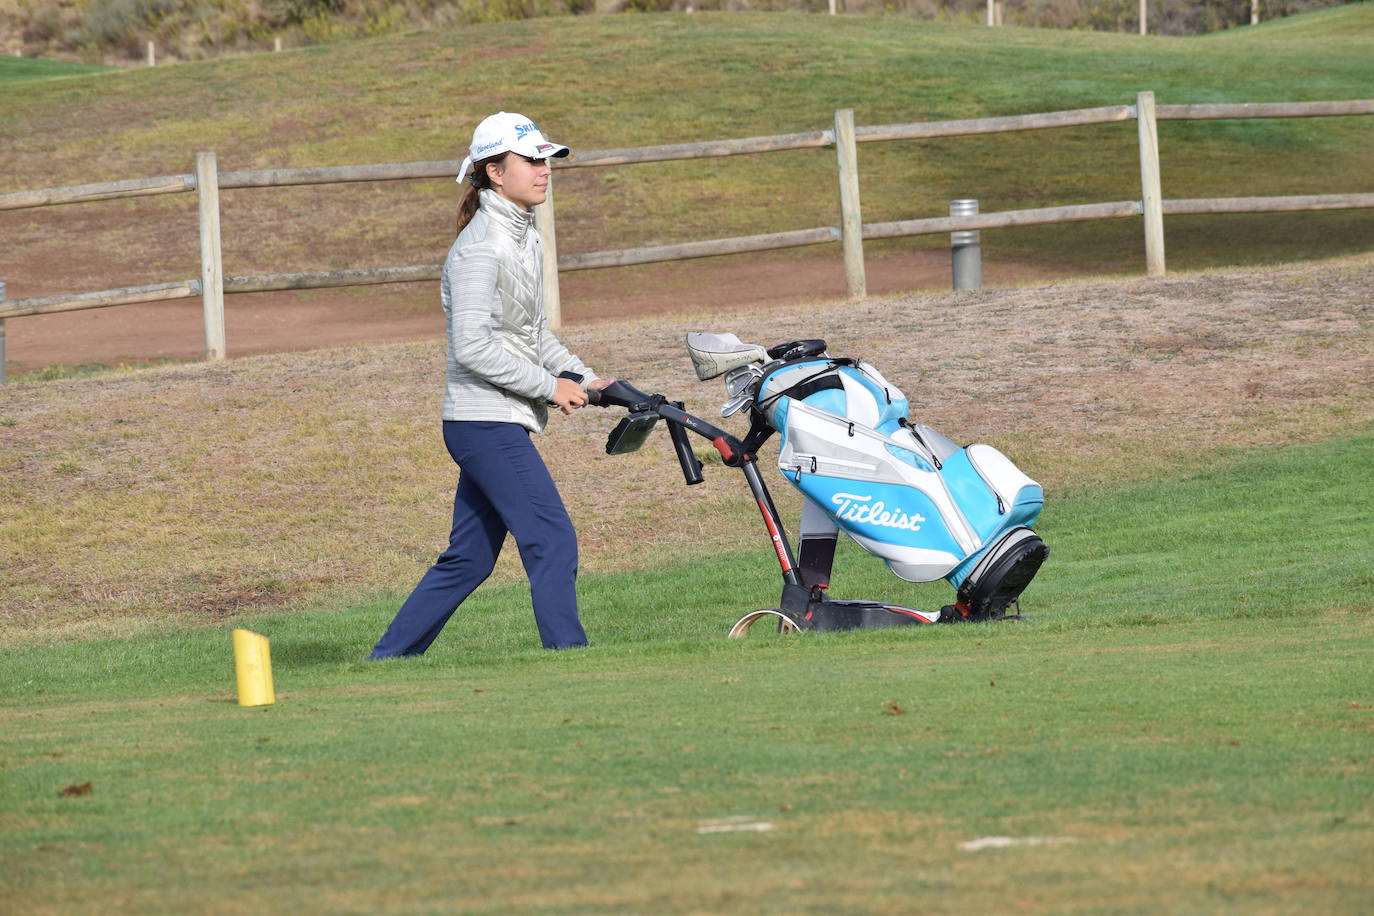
[534,308,601,389]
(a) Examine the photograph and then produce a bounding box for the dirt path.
[5,249,1066,372]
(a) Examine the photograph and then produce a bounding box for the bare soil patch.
[2,255,1371,642]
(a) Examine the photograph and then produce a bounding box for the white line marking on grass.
[959,835,1077,851]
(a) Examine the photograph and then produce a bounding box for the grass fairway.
[3,434,1371,912]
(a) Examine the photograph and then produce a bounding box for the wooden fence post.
[834,109,866,299]
[1135,91,1166,277]
[535,173,561,330]
[195,152,227,360]
[0,281,7,385]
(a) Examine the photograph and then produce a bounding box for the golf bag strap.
[754,358,856,415]
[783,373,843,404]
[739,421,775,458]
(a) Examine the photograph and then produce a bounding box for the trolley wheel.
[727,609,803,638]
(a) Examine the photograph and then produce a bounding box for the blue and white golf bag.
[689,334,1048,620]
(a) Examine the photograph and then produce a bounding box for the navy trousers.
[369,421,588,657]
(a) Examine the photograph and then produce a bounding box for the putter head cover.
[685,332,768,381]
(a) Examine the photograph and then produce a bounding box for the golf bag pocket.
[938,444,1044,543]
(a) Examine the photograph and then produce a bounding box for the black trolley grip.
[667,405,704,486]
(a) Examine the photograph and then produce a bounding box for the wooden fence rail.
[0,174,198,210]
[856,104,1136,140]
[9,188,1372,324]
[1163,193,1374,215]
[863,201,1145,240]
[1,94,1371,382]
[4,99,1369,210]
[1156,101,1374,119]
[0,280,201,319]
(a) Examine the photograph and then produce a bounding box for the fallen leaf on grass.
[697,816,774,834]
[882,700,906,715]
[58,782,93,797]
[960,835,1076,851]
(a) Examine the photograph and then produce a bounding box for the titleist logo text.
[831,492,925,531]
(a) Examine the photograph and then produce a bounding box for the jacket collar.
[479,189,534,241]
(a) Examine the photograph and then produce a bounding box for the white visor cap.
[457,111,571,184]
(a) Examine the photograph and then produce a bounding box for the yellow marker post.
[232,629,275,707]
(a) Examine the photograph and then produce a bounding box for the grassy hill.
[1,6,1372,308]
[1198,0,1374,39]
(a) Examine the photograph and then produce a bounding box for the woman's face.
[488,154,552,210]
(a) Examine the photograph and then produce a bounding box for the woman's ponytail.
[455,154,504,235]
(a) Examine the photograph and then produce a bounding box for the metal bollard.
[0,281,7,385]
[950,199,982,291]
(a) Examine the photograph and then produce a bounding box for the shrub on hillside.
[19,0,67,42]
[80,0,178,55]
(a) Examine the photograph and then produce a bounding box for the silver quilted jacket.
[441,189,598,433]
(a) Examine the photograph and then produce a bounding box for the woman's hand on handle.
[585,378,618,407]
[552,377,589,414]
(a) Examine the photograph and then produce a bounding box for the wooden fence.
[1,92,1371,383]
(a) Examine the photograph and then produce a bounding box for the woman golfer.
[369,112,609,658]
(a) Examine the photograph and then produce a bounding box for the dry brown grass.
[2,254,1371,644]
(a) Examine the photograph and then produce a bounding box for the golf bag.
[687,333,1048,621]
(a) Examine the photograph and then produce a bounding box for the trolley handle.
[587,378,657,412]
[590,380,749,475]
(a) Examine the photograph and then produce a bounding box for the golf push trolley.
[589,334,1049,637]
